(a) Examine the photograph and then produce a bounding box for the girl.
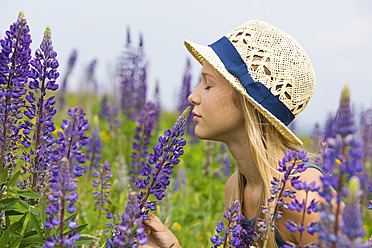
[141,20,323,248]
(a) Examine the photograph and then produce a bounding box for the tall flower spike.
[106,191,147,247]
[283,180,321,248]
[51,106,90,177]
[43,158,80,248]
[85,59,98,94]
[92,160,112,228]
[214,143,231,179]
[85,116,103,175]
[0,12,32,186]
[317,87,366,248]
[136,107,190,214]
[210,200,250,248]
[333,86,357,136]
[338,176,367,247]
[19,26,59,196]
[59,49,77,108]
[129,101,155,185]
[259,150,310,248]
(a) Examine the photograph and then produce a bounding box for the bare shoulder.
[279,166,324,244]
[224,171,237,209]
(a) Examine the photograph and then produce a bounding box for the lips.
[192,111,201,118]
[192,111,201,122]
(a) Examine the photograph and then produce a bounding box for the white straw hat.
[184,20,316,145]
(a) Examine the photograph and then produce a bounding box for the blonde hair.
[230,94,300,248]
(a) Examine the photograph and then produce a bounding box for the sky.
[0,0,371,134]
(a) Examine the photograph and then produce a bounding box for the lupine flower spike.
[92,160,112,228]
[260,150,310,248]
[20,26,59,196]
[214,144,231,180]
[129,101,155,185]
[210,200,250,248]
[51,106,90,178]
[43,158,80,248]
[106,191,147,247]
[317,85,367,248]
[136,107,190,215]
[283,180,320,248]
[0,12,32,186]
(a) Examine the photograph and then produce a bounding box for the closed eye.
[205,86,211,90]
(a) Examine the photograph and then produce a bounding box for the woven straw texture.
[184,20,316,145]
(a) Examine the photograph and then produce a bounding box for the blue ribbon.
[209,36,295,126]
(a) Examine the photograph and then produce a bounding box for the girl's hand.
[140,212,181,248]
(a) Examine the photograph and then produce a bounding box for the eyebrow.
[201,70,216,80]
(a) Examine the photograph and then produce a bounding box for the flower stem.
[139,139,176,209]
[299,191,309,247]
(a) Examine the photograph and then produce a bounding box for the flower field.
[0,12,371,248]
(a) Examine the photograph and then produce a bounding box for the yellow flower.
[172,222,181,231]
[101,131,111,143]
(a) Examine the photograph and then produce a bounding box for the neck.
[225,135,262,186]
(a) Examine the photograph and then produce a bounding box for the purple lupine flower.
[317,87,367,248]
[43,158,80,247]
[92,160,112,228]
[119,28,148,120]
[259,150,309,246]
[59,49,77,108]
[173,165,186,193]
[153,80,161,134]
[210,200,250,248]
[100,95,121,133]
[0,12,32,185]
[368,184,372,210]
[360,108,372,165]
[136,107,190,214]
[85,59,98,94]
[214,144,231,179]
[134,34,147,118]
[51,106,89,177]
[19,26,59,195]
[310,122,323,153]
[61,49,77,92]
[324,113,335,141]
[333,86,357,136]
[284,180,320,247]
[85,120,103,174]
[106,191,148,247]
[129,101,155,185]
[339,177,366,244]
[178,58,198,143]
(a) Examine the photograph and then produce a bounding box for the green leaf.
[7,170,20,188]
[73,235,95,246]
[0,197,19,209]
[30,212,43,239]
[20,233,44,245]
[8,236,22,248]
[0,228,10,247]
[20,211,30,236]
[5,210,24,216]
[64,224,88,236]
[2,167,9,183]
[7,190,43,199]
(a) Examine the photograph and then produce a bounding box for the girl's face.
[188,61,245,143]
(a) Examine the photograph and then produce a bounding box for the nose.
[188,85,200,106]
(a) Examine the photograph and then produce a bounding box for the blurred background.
[1,0,371,134]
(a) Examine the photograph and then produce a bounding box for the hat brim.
[184,39,303,146]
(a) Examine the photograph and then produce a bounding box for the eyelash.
[204,86,211,90]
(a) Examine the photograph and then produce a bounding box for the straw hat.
[184,20,316,145]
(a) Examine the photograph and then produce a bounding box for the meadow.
[0,12,371,248]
